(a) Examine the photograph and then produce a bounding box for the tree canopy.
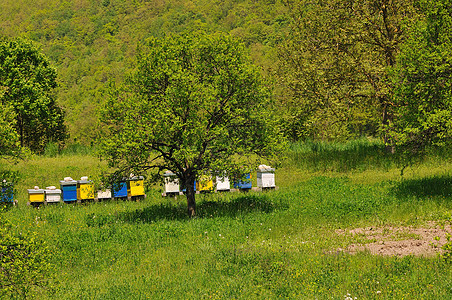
[100,33,284,216]
[0,39,67,153]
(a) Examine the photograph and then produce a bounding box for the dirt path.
[336,222,451,257]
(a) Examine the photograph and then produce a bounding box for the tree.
[0,38,67,153]
[0,103,20,159]
[278,0,414,143]
[100,33,284,217]
[390,0,452,155]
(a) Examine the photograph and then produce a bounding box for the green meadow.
[2,139,452,299]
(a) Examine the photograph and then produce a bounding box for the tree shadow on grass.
[86,194,278,226]
[125,195,277,223]
[391,175,452,199]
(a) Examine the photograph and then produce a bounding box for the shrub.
[0,216,55,298]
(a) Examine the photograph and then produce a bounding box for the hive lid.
[163,171,176,177]
[60,179,77,185]
[257,164,275,172]
[45,186,61,193]
[28,186,44,193]
[78,176,92,184]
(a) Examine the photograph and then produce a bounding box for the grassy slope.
[2,142,452,299]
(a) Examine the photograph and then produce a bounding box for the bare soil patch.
[336,222,451,257]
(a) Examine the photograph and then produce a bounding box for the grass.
[2,140,452,299]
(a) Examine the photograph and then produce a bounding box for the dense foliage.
[0,39,67,153]
[0,103,20,159]
[0,216,54,298]
[101,32,284,216]
[390,0,452,154]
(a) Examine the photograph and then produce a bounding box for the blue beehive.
[1,181,14,203]
[233,173,252,190]
[112,181,128,199]
[60,177,77,203]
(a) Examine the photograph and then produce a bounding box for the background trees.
[0,0,450,159]
[0,0,289,145]
[390,0,452,155]
[100,33,284,216]
[278,0,414,143]
[0,39,67,153]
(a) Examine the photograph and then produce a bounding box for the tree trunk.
[184,174,196,218]
[381,100,395,154]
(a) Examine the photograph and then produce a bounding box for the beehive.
[97,189,112,201]
[112,181,128,199]
[256,165,275,189]
[77,176,95,201]
[196,175,214,192]
[1,181,14,203]
[128,176,145,197]
[45,186,61,203]
[60,177,77,202]
[233,173,252,190]
[216,176,230,191]
[28,186,45,203]
[164,171,180,194]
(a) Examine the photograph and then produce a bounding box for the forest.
[1,0,449,154]
[1,0,289,147]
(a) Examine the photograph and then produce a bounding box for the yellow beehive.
[28,186,45,203]
[196,175,214,192]
[77,176,95,201]
[128,176,145,197]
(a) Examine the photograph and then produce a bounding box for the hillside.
[0,0,289,144]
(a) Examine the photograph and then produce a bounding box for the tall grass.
[287,138,390,172]
[287,138,452,174]
[44,142,97,157]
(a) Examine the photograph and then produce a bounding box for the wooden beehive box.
[28,186,45,204]
[77,176,95,201]
[45,186,61,203]
[60,177,78,203]
[257,165,275,189]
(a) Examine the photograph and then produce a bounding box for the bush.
[0,216,55,298]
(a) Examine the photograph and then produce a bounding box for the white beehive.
[216,176,230,191]
[97,189,112,201]
[45,186,61,203]
[257,165,275,188]
[164,171,180,194]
